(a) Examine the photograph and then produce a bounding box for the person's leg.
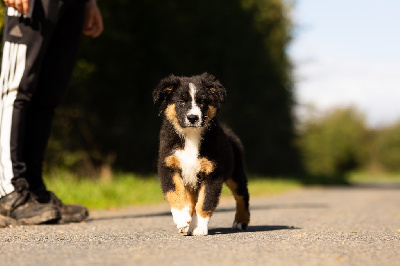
[0,0,62,195]
[24,0,86,192]
[26,0,89,223]
[0,1,63,224]
[0,0,86,224]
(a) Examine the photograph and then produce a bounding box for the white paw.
[192,226,208,236]
[178,225,190,234]
[188,214,210,236]
[171,206,192,233]
[232,221,243,230]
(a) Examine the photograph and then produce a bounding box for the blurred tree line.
[299,106,400,177]
[0,0,299,176]
[1,2,399,180]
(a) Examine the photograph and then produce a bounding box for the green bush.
[299,107,367,176]
[375,122,400,172]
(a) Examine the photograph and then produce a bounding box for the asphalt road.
[1,185,399,266]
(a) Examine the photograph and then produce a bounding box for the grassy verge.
[347,171,400,184]
[44,169,400,210]
[44,171,301,210]
[44,172,164,209]
[223,178,301,197]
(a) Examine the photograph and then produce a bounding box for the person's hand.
[3,0,30,14]
[82,0,103,38]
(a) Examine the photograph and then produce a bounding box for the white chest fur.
[174,128,203,188]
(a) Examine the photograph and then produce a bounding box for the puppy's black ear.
[200,72,227,105]
[153,75,180,104]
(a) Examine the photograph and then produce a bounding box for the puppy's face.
[153,73,226,131]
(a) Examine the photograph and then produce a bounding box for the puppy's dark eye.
[198,99,207,107]
[177,100,186,106]
[164,85,174,95]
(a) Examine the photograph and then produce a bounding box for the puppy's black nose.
[187,114,199,124]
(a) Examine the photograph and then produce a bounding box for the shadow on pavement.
[87,203,328,223]
[209,225,299,235]
[215,203,328,214]
[86,211,171,222]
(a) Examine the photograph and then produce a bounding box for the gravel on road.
[1,185,399,266]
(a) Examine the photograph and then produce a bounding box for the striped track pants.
[0,0,85,197]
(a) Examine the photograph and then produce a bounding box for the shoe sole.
[0,214,17,227]
[59,210,89,224]
[17,209,61,225]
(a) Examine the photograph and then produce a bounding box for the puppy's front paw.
[171,206,192,233]
[192,226,208,236]
[188,214,210,236]
[232,221,248,230]
[178,225,190,234]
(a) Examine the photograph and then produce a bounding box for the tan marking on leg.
[195,184,213,218]
[185,188,198,217]
[226,179,250,224]
[165,155,181,169]
[165,173,187,210]
[199,157,215,175]
[165,104,184,133]
[205,105,217,124]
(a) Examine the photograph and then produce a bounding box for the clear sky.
[289,0,400,127]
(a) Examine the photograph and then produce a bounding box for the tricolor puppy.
[153,73,250,236]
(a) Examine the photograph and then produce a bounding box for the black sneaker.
[0,179,61,225]
[34,189,89,224]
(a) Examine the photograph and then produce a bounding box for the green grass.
[44,172,164,209]
[222,178,301,197]
[347,171,400,184]
[44,169,400,210]
[44,171,301,210]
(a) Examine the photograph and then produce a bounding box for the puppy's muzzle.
[187,114,199,125]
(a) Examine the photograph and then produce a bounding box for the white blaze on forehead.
[189,82,197,101]
[187,83,202,120]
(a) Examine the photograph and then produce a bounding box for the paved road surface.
[1,186,399,266]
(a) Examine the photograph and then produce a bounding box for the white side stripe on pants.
[0,41,26,196]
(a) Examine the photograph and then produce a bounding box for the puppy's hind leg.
[226,176,250,230]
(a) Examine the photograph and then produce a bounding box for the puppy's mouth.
[185,124,202,128]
